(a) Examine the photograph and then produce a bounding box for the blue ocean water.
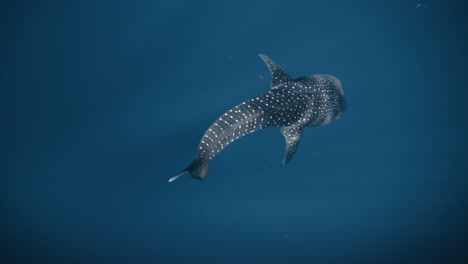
[1,0,467,263]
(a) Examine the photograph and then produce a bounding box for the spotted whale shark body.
[169,54,346,182]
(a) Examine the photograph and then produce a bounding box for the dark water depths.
[1,1,467,263]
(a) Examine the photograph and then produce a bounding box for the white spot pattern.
[179,55,346,181]
[197,73,346,161]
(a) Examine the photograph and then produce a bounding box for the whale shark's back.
[295,74,346,127]
[170,55,346,182]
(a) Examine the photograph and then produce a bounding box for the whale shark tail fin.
[169,158,210,182]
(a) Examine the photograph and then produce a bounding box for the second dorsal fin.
[259,54,293,89]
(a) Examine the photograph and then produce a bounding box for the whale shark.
[169,54,346,182]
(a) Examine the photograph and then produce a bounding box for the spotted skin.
[169,54,346,182]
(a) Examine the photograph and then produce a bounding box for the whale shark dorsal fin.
[280,126,304,164]
[259,54,293,89]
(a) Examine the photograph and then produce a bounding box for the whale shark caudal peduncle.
[169,54,346,182]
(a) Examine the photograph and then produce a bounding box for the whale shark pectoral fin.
[280,126,304,164]
[259,54,293,89]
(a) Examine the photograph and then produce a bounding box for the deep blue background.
[1,0,467,263]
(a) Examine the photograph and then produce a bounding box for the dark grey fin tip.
[170,159,209,182]
[282,152,294,165]
[258,54,273,65]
